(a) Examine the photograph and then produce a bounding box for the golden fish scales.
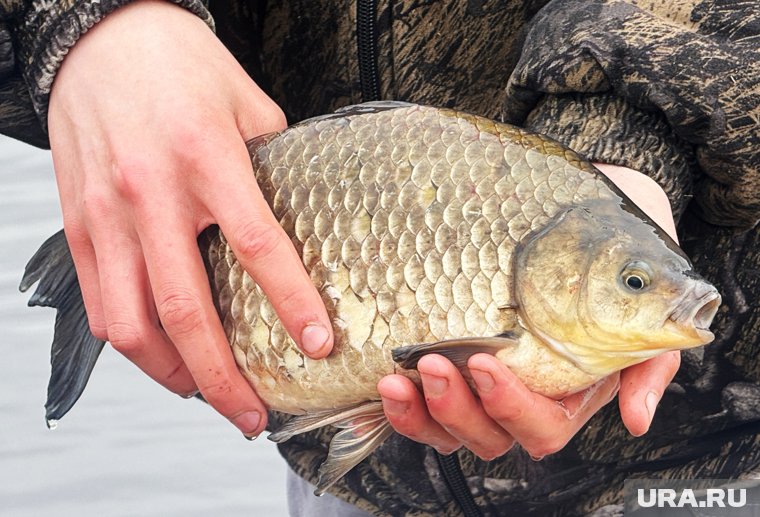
[202,103,614,414]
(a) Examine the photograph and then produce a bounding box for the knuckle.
[475,449,501,462]
[490,403,526,423]
[111,160,152,202]
[484,443,513,461]
[170,120,211,157]
[469,437,513,462]
[275,287,307,313]
[259,104,287,133]
[231,222,284,263]
[81,189,115,222]
[88,322,108,341]
[62,217,89,247]
[157,289,205,338]
[434,444,461,456]
[197,375,237,410]
[171,116,202,143]
[107,320,146,355]
[395,427,421,441]
[526,437,568,458]
[392,423,431,444]
[81,302,107,340]
[243,99,287,136]
[387,418,421,441]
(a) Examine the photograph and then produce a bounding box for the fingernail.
[381,397,409,416]
[530,455,544,462]
[421,373,448,398]
[231,410,262,436]
[470,368,495,393]
[301,324,330,355]
[645,391,660,424]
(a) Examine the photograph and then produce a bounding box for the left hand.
[377,164,682,460]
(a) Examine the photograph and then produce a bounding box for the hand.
[48,0,333,438]
[377,164,681,459]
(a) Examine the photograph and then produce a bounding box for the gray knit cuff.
[12,0,214,132]
[523,93,699,222]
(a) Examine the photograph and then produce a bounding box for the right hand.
[379,165,681,458]
[48,0,334,438]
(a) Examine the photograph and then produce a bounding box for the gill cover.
[514,206,608,372]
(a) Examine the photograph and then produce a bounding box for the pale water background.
[0,136,288,516]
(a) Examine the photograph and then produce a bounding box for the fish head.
[514,202,721,375]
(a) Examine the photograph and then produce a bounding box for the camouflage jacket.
[2,1,759,515]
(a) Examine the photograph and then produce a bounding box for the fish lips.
[666,287,721,344]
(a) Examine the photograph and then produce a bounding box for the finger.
[417,355,515,461]
[594,163,678,242]
[52,122,107,340]
[468,354,618,458]
[202,138,334,359]
[62,223,107,340]
[137,204,267,437]
[377,374,461,454]
[557,372,620,420]
[619,351,681,436]
[235,86,287,139]
[89,220,197,397]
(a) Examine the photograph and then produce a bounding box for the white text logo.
[637,488,747,508]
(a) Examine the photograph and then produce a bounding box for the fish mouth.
[694,292,721,331]
[668,287,721,343]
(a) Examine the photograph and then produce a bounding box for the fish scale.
[201,104,612,414]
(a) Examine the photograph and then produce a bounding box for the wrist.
[19,0,213,131]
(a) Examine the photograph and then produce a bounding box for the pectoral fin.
[391,334,519,370]
[269,401,393,496]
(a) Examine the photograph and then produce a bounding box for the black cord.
[436,452,484,517]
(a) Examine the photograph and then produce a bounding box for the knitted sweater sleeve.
[503,0,760,230]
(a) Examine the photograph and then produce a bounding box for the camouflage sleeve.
[0,0,214,147]
[498,4,760,509]
[503,0,760,230]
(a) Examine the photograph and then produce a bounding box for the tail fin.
[19,230,105,427]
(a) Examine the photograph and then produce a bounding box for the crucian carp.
[21,102,720,494]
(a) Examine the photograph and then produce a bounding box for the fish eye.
[625,274,645,290]
[620,261,652,292]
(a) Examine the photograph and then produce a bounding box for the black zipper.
[357,2,479,514]
[436,452,484,517]
[356,0,381,101]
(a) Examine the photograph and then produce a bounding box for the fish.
[20,101,721,495]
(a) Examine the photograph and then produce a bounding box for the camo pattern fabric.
[1,0,759,515]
